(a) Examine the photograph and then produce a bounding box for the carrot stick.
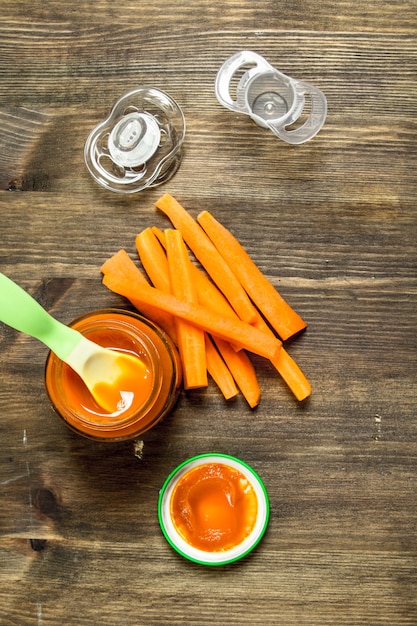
[101,272,281,361]
[137,228,208,388]
[165,229,199,304]
[100,250,177,341]
[197,210,307,341]
[191,265,245,351]
[251,309,311,401]
[151,226,167,248]
[214,338,261,408]
[155,194,258,325]
[136,228,171,294]
[191,264,238,321]
[165,229,208,389]
[205,335,239,401]
[272,347,311,402]
[152,225,237,320]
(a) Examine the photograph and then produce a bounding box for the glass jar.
[45,309,182,441]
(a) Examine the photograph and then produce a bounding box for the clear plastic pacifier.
[215,51,327,145]
[84,88,185,193]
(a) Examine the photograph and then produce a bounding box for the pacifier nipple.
[108,112,161,168]
[251,91,288,121]
[84,88,185,194]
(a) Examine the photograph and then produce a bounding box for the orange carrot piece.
[165,229,208,389]
[100,250,177,341]
[165,229,199,304]
[214,338,261,408]
[151,225,167,248]
[155,194,258,325]
[205,335,239,401]
[137,227,208,388]
[152,225,237,321]
[192,265,243,351]
[136,228,183,348]
[251,309,311,401]
[197,210,307,341]
[136,228,171,294]
[101,272,281,361]
[273,347,311,402]
[191,264,238,321]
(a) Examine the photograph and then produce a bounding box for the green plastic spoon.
[0,273,148,413]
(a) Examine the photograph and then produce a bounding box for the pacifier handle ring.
[215,50,272,112]
[267,80,327,145]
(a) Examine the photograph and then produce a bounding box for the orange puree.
[62,341,155,426]
[91,354,153,415]
[171,463,258,552]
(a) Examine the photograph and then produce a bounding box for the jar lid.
[158,453,270,566]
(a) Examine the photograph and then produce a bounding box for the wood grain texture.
[1,0,416,624]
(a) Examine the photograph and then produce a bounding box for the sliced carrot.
[100,250,177,341]
[205,335,239,401]
[165,229,199,304]
[197,210,307,341]
[251,309,311,401]
[191,264,238,321]
[137,227,208,389]
[155,221,310,400]
[151,225,167,248]
[214,338,261,408]
[155,194,258,325]
[135,228,171,294]
[151,225,237,322]
[272,347,311,402]
[165,229,208,389]
[101,272,281,361]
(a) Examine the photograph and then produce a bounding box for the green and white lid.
[158,453,270,566]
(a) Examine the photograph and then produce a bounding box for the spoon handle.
[0,273,81,361]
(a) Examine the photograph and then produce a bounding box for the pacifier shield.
[84,87,185,193]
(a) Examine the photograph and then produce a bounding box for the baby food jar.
[45,309,182,441]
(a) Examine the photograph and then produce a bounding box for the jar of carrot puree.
[158,453,269,566]
[45,308,182,441]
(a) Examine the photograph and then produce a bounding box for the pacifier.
[215,51,327,145]
[84,88,185,193]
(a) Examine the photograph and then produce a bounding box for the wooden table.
[1,1,416,624]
